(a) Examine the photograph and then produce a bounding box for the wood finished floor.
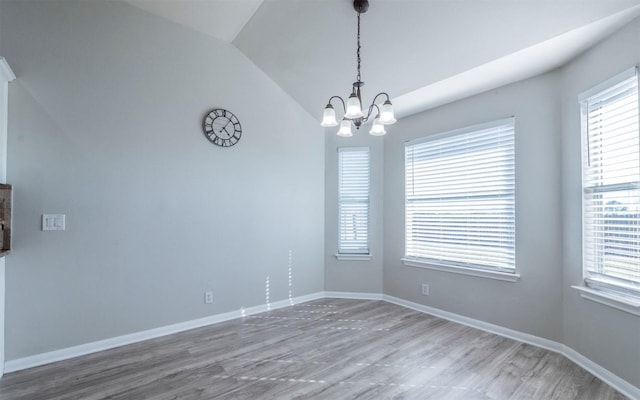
[0,299,627,400]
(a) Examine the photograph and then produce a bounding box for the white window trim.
[402,258,520,282]
[572,285,640,316]
[404,117,517,275]
[0,58,15,183]
[337,146,370,257]
[578,67,637,103]
[335,253,372,261]
[578,66,640,302]
[405,117,515,146]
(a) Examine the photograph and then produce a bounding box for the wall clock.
[202,109,242,147]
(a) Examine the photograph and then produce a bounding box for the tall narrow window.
[580,67,640,299]
[404,119,516,273]
[338,147,370,255]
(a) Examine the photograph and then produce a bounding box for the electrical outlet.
[204,291,213,304]
[421,284,430,296]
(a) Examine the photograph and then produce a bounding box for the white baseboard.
[323,291,383,300]
[4,291,324,373]
[382,295,563,353]
[4,291,638,399]
[382,294,640,400]
[562,346,640,400]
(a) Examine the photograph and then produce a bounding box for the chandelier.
[320,0,396,137]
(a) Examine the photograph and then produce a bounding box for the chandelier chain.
[320,0,395,136]
[356,11,361,83]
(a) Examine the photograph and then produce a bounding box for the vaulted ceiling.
[127,0,640,120]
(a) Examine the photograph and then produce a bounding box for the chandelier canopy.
[320,0,396,137]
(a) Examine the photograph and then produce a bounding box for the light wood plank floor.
[0,299,627,399]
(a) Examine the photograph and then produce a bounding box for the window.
[580,67,640,300]
[404,119,516,275]
[338,147,370,255]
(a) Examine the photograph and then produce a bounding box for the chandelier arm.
[371,92,391,105]
[363,103,381,122]
[327,96,347,113]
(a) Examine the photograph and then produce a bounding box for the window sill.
[402,258,520,282]
[571,285,640,316]
[335,253,372,261]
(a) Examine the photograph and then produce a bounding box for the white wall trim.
[382,294,640,400]
[0,57,14,380]
[334,253,373,261]
[562,345,640,400]
[402,258,521,282]
[572,285,640,316]
[382,295,562,352]
[4,291,324,373]
[0,58,16,83]
[4,291,638,398]
[323,291,383,300]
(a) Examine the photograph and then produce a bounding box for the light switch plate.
[42,214,65,231]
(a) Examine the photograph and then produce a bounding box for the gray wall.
[324,132,384,294]
[1,0,324,360]
[3,0,638,387]
[561,17,640,388]
[376,15,640,387]
[0,0,6,375]
[382,73,565,342]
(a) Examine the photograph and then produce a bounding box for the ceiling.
[126,0,640,120]
[126,0,264,43]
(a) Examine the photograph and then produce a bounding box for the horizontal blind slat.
[581,69,640,293]
[405,120,516,272]
[338,148,370,254]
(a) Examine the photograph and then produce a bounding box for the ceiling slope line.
[393,4,640,119]
[230,0,265,44]
[124,0,265,43]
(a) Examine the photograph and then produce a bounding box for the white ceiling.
[125,0,264,43]
[125,0,640,120]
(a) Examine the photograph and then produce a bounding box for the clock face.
[203,109,242,147]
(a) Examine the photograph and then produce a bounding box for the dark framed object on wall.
[0,184,12,255]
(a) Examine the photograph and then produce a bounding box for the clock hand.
[219,120,232,137]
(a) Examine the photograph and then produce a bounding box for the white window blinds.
[405,119,516,272]
[338,147,370,254]
[580,67,640,298]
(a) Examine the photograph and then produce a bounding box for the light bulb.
[344,93,364,119]
[379,100,396,125]
[369,118,386,136]
[320,104,338,127]
[337,120,353,137]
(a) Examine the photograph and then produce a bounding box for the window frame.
[402,118,517,281]
[336,147,371,258]
[578,66,640,307]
